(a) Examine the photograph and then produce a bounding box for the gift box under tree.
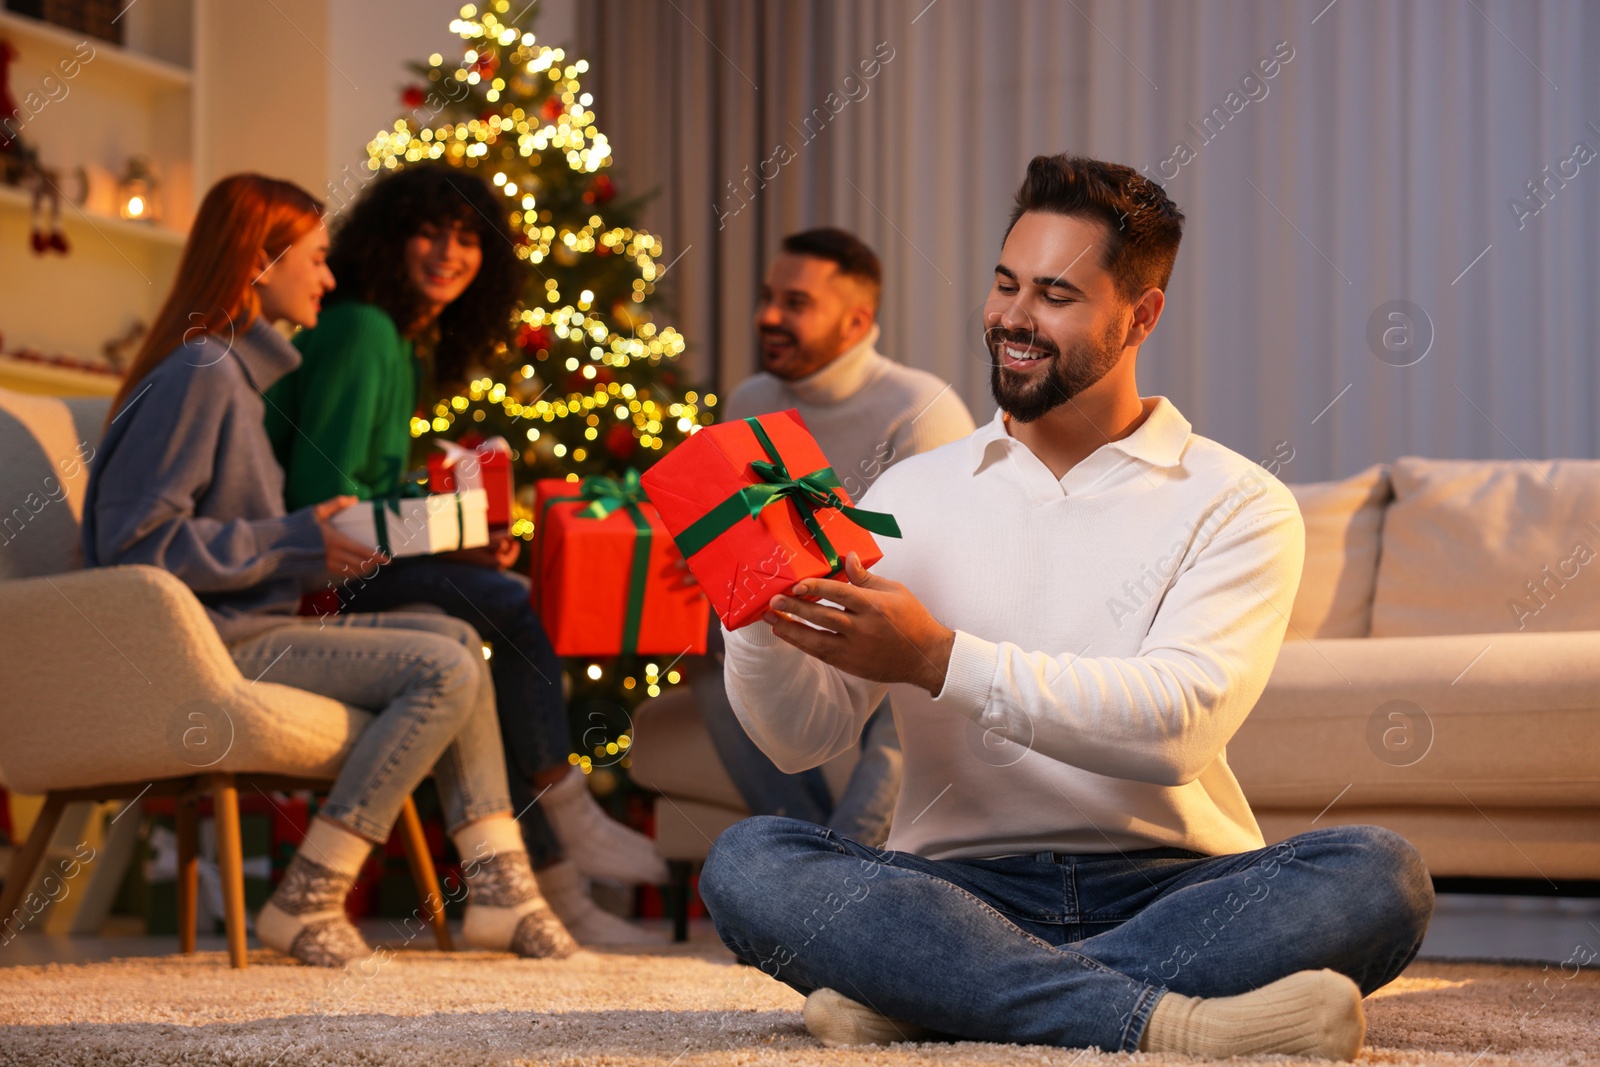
[428,438,515,532]
[533,473,709,657]
[641,410,901,630]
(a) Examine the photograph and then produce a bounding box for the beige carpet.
[0,941,1595,1066]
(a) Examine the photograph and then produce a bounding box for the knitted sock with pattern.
[256,817,374,968]
[455,816,578,959]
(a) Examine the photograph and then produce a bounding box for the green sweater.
[265,301,418,510]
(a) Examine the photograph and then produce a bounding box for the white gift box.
[331,490,490,557]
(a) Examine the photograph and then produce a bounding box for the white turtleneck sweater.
[724,325,976,498]
[722,398,1305,861]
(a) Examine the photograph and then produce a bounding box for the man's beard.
[761,321,847,380]
[987,321,1123,423]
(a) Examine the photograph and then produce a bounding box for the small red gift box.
[640,410,901,631]
[533,474,709,657]
[429,438,514,530]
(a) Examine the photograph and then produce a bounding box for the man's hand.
[312,495,388,576]
[764,552,955,695]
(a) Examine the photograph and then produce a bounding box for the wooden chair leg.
[397,796,453,951]
[0,793,67,936]
[210,773,248,969]
[175,794,199,954]
[667,860,693,943]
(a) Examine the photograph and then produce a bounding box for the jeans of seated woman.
[331,555,570,865]
[692,623,902,848]
[228,611,512,840]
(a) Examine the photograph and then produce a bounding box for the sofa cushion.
[1285,464,1390,639]
[1370,457,1600,636]
[1229,631,1600,810]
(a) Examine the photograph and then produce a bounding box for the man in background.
[692,227,974,845]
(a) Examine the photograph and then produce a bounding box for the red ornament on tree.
[517,323,552,353]
[583,174,615,205]
[605,422,639,460]
[541,96,565,121]
[401,85,427,109]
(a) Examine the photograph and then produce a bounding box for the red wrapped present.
[429,437,514,530]
[640,410,902,630]
[533,472,709,657]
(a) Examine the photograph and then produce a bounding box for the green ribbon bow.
[672,417,901,572]
[539,470,654,658]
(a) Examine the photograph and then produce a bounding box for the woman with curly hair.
[265,164,665,945]
[88,173,577,967]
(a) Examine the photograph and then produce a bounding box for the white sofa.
[1230,459,1600,881]
[634,458,1600,904]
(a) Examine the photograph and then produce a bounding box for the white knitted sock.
[537,860,668,946]
[454,816,577,959]
[257,817,374,968]
[541,768,668,884]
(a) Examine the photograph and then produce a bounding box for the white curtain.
[576,0,1599,480]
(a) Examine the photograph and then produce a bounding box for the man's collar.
[783,322,882,406]
[969,396,1192,475]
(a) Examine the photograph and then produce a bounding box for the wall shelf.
[0,10,191,92]
[0,183,187,249]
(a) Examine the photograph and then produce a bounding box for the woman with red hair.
[85,174,577,967]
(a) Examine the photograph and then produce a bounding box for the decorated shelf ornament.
[117,157,159,223]
[26,167,67,256]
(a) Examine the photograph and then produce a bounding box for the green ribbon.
[538,470,654,658]
[370,498,401,558]
[672,417,902,572]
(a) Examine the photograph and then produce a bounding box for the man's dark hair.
[1005,154,1185,300]
[781,227,882,309]
[327,164,520,386]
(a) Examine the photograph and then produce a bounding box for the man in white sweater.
[699,156,1432,1060]
[692,228,973,847]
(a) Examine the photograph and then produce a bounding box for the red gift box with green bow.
[532,472,709,658]
[640,410,902,630]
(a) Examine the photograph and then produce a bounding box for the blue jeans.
[228,611,512,842]
[693,624,902,847]
[330,555,570,864]
[700,817,1434,1051]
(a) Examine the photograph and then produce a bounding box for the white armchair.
[0,387,451,967]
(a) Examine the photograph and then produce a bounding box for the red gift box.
[533,474,709,657]
[429,438,514,530]
[640,410,901,631]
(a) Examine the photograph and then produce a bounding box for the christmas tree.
[365,1,710,794]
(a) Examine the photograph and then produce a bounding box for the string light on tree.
[371,0,703,499]
[370,1,709,795]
